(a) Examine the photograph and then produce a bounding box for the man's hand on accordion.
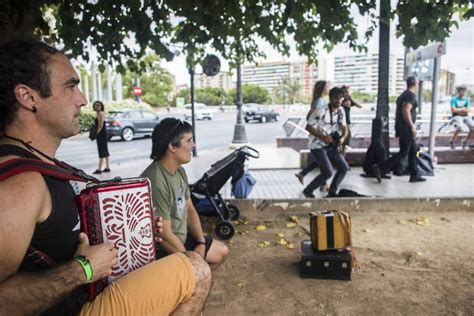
[74,233,119,283]
[153,215,164,243]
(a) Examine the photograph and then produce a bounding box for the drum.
[76,177,156,300]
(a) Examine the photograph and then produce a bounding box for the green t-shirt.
[141,161,190,244]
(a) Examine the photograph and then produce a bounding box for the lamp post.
[230,62,249,147]
[189,66,197,157]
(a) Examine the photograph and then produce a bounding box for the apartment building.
[242,59,327,98]
[333,53,405,96]
[195,71,233,91]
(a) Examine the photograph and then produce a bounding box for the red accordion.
[76,177,156,300]
[0,158,157,301]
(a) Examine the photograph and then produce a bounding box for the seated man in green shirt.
[141,118,229,270]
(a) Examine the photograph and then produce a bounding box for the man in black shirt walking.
[373,76,426,183]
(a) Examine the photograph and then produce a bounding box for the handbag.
[231,170,257,199]
[88,122,98,141]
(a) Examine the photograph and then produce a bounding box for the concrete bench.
[300,147,474,168]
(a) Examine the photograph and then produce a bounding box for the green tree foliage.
[226,84,270,105]
[196,87,226,106]
[1,1,471,66]
[121,54,173,107]
[274,77,301,104]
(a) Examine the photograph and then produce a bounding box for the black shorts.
[184,234,213,257]
[156,234,213,260]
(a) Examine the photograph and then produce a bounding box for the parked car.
[105,109,160,141]
[184,103,214,120]
[243,104,280,123]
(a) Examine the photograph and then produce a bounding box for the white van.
[184,103,214,120]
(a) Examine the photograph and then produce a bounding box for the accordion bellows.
[76,177,156,300]
[310,211,352,251]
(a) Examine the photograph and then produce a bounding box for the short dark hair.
[93,101,105,111]
[150,118,193,161]
[457,86,467,93]
[329,87,344,99]
[0,39,60,133]
[406,76,417,88]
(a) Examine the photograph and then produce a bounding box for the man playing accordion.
[0,39,211,315]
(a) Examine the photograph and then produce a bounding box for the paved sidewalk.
[94,143,473,200]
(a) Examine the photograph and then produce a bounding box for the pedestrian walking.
[295,80,329,192]
[303,87,349,198]
[372,76,426,183]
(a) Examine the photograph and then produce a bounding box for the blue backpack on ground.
[232,170,257,199]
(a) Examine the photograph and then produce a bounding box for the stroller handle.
[239,145,260,159]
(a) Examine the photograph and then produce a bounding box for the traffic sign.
[406,42,446,66]
[408,59,434,81]
[133,86,142,96]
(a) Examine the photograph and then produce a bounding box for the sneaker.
[302,189,315,198]
[295,173,304,185]
[319,183,329,192]
[449,141,456,150]
[92,169,102,174]
[103,168,111,172]
[409,175,426,183]
[372,164,382,183]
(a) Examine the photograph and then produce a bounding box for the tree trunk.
[376,0,391,152]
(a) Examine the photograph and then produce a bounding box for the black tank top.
[0,144,87,315]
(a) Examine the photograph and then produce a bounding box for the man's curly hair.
[0,39,59,133]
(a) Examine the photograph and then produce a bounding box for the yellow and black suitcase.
[309,211,352,251]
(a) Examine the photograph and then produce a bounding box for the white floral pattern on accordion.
[99,185,155,283]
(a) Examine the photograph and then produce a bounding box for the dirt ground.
[200,209,474,315]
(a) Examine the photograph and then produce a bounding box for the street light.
[230,62,249,147]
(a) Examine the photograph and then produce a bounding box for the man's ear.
[14,84,37,108]
[167,143,177,153]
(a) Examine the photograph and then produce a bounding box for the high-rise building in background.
[439,69,456,97]
[195,71,233,91]
[242,59,328,99]
[333,53,405,96]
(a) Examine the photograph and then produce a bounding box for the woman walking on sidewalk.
[92,100,111,174]
[295,80,329,191]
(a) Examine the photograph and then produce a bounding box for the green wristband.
[74,255,93,284]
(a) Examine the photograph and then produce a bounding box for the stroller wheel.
[215,221,235,240]
[227,204,240,221]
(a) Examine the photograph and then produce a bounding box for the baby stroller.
[190,146,260,240]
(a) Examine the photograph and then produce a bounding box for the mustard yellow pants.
[80,253,195,315]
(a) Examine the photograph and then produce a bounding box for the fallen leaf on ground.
[415,216,429,226]
[255,224,267,231]
[289,215,299,223]
[286,242,295,249]
[398,220,407,225]
[294,232,304,237]
[275,233,285,237]
[415,251,423,256]
[235,219,249,225]
[286,222,297,228]
[362,229,374,233]
[257,241,271,248]
[237,282,246,288]
[440,217,451,223]
[276,238,288,245]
